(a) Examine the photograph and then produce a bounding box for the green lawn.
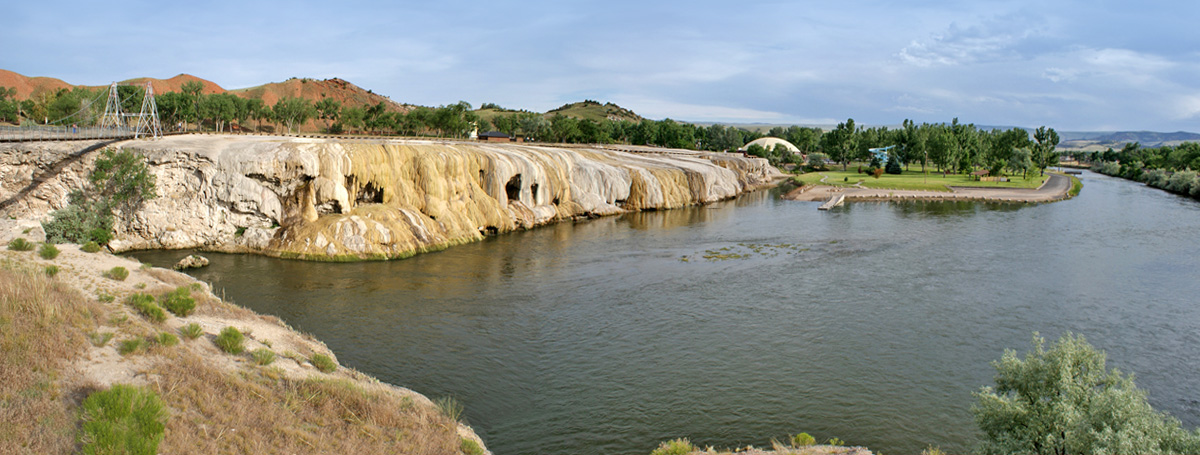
[793,164,1048,192]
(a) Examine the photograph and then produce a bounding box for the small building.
[741,137,802,155]
[478,131,512,142]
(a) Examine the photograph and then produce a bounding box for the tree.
[315,97,341,132]
[273,97,316,134]
[180,81,205,131]
[806,152,829,171]
[0,86,18,123]
[43,148,156,244]
[1034,126,1061,175]
[974,333,1200,455]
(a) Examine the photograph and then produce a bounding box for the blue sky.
[6,0,1200,131]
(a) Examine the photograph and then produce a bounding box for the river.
[129,171,1200,455]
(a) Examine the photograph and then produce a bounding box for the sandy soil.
[785,173,1071,204]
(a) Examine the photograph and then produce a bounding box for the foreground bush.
[158,287,195,317]
[974,332,1200,454]
[7,237,33,251]
[215,327,244,354]
[104,266,129,281]
[81,241,102,253]
[79,384,167,455]
[650,438,698,455]
[43,148,156,245]
[38,242,60,259]
[310,353,336,373]
[125,294,165,323]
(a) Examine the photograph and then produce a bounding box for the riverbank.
[784,172,1073,204]
[0,234,489,454]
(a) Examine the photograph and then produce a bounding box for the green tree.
[315,97,342,132]
[43,148,156,244]
[273,97,316,134]
[974,333,1200,455]
[1034,126,1061,175]
[180,80,205,131]
[0,86,19,123]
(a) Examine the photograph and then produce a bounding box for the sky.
[6,0,1200,132]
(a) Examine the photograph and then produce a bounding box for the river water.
[129,171,1200,455]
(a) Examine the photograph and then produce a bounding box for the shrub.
[81,241,102,253]
[792,432,815,447]
[215,327,245,354]
[104,266,129,281]
[7,237,33,251]
[118,338,144,355]
[44,265,60,277]
[885,156,903,174]
[125,293,165,323]
[89,332,115,347]
[828,437,845,446]
[1144,168,1169,188]
[973,332,1200,455]
[38,242,60,259]
[650,438,698,455]
[42,196,114,245]
[434,396,463,422]
[310,353,336,373]
[44,148,155,245]
[1166,170,1197,195]
[1095,161,1121,176]
[180,323,203,340]
[251,348,276,365]
[461,438,485,455]
[872,168,884,179]
[79,384,167,455]
[97,292,115,303]
[155,332,178,347]
[159,287,195,317]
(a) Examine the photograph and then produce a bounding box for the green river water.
[130,171,1200,455]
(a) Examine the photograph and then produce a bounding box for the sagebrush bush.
[310,353,336,373]
[125,293,165,323]
[155,332,179,347]
[215,327,245,354]
[79,384,167,455]
[159,287,195,317]
[7,237,33,251]
[118,338,144,355]
[792,432,816,447]
[81,241,102,253]
[180,323,203,340]
[38,242,60,259]
[104,266,129,281]
[650,438,698,455]
[251,348,276,366]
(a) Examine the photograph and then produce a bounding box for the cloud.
[898,12,1050,67]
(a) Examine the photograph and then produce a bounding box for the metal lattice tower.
[97,81,162,139]
[132,82,161,139]
[98,82,124,130]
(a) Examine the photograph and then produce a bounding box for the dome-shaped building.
[740,137,801,153]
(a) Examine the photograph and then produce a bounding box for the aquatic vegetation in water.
[681,243,810,262]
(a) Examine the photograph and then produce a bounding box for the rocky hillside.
[0,136,782,260]
[546,100,644,122]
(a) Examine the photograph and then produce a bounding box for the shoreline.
[783,172,1073,204]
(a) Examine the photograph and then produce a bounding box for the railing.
[0,125,140,142]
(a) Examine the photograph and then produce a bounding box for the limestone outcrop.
[0,135,782,259]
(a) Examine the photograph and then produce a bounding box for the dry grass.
[147,351,463,454]
[0,265,103,454]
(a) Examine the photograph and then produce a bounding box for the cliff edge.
[0,136,782,259]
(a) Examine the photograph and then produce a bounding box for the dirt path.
[785,173,1072,204]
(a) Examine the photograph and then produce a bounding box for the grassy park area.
[793,164,1049,192]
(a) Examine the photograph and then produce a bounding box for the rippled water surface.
[131,171,1200,455]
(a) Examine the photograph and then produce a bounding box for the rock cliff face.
[0,135,781,259]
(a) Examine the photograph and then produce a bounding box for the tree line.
[1085,141,1200,199]
[2,82,1061,176]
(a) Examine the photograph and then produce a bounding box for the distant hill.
[0,70,404,113]
[229,77,408,112]
[0,69,73,99]
[545,100,643,122]
[1058,131,1200,151]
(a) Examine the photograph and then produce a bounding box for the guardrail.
[0,125,140,142]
